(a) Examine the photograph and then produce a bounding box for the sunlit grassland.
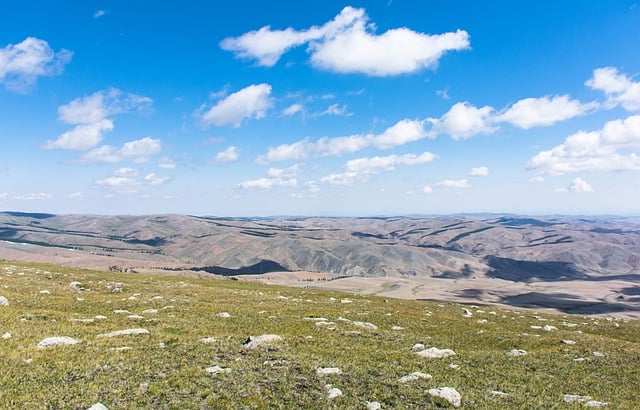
[0,261,638,409]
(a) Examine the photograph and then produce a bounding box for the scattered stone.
[398,372,432,384]
[127,315,144,320]
[87,403,108,410]
[216,312,231,318]
[276,296,289,301]
[593,351,605,357]
[490,391,509,397]
[39,290,51,294]
[303,317,329,321]
[462,309,473,317]
[411,343,425,352]
[449,363,460,370]
[325,385,343,399]
[199,337,216,343]
[142,309,158,314]
[317,367,342,376]
[352,321,378,330]
[0,296,8,306]
[392,326,404,331]
[366,401,381,409]
[95,315,107,320]
[543,325,557,332]
[2,332,12,339]
[477,319,488,324]
[506,349,527,357]
[585,400,608,407]
[152,296,164,300]
[242,334,282,349]
[97,328,150,338]
[417,347,456,358]
[69,318,95,323]
[69,281,84,291]
[427,387,461,407]
[564,394,591,403]
[341,298,353,304]
[530,325,542,330]
[205,365,231,375]
[315,321,336,327]
[574,357,586,362]
[113,310,131,314]
[561,340,576,345]
[111,346,132,352]
[37,336,81,348]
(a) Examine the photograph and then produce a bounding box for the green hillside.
[0,261,638,409]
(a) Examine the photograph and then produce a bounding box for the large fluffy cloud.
[239,165,299,189]
[528,115,640,174]
[44,89,153,151]
[586,67,640,111]
[428,102,496,140]
[0,37,72,92]
[221,6,469,76]
[497,95,596,129]
[201,84,273,127]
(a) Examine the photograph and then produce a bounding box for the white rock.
[561,340,576,345]
[326,386,343,399]
[585,400,608,407]
[199,337,216,343]
[39,290,51,294]
[303,317,329,321]
[205,365,231,375]
[243,334,282,349]
[564,394,591,403]
[317,367,342,376]
[2,332,12,339]
[87,403,108,410]
[216,312,231,318]
[593,351,605,357]
[530,325,542,329]
[341,298,353,304]
[543,325,557,331]
[69,281,84,291]
[37,336,81,348]
[411,343,425,352]
[392,326,404,331]
[0,296,8,306]
[506,349,527,357]
[490,390,509,397]
[449,363,460,369]
[69,318,95,323]
[462,309,473,317]
[95,315,107,320]
[142,309,158,314]
[352,321,377,330]
[127,315,144,320]
[477,319,488,324]
[427,387,461,407]
[398,372,432,383]
[366,401,381,409]
[113,310,131,314]
[417,347,456,358]
[97,328,150,338]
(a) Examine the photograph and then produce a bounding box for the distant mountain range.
[1,212,639,281]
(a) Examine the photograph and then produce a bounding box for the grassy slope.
[0,261,638,409]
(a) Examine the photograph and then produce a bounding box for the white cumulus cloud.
[568,177,593,193]
[0,37,72,93]
[428,102,496,140]
[256,119,427,163]
[221,6,469,76]
[215,146,240,163]
[43,119,114,151]
[94,167,169,194]
[319,152,436,186]
[498,95,596,129]
[239,165,300,190]
[201,83,273,127]
[528,114,640,175]
[283,103,304,116]
[586,66,640,111]
[79,137,162,164]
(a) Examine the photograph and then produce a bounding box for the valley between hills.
[1,212,639,319]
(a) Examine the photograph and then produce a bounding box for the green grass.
[0,261,639,409]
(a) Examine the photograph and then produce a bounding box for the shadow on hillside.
[500,292,639,315]
[485,256,587,282]
[192,260,290,276]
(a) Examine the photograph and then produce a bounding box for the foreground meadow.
[0,261,638,409]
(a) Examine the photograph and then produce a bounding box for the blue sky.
[1,1,640,216]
